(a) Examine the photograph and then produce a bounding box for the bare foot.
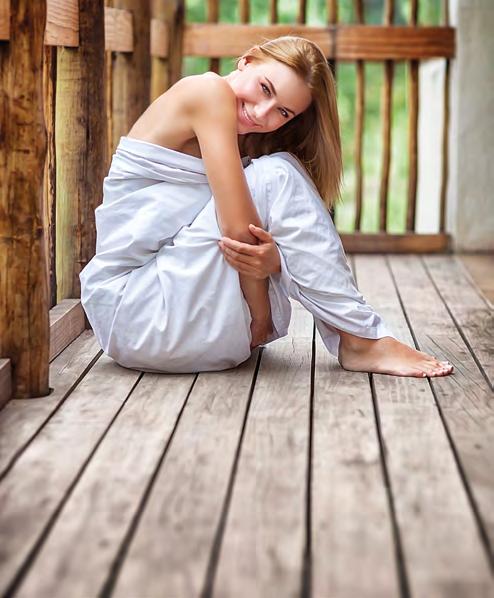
[338,333,454,378]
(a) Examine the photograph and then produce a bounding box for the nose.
[254,98,276,121]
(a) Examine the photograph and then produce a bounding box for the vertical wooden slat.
[328,0,338,223]
[0,0,50,398]
[207,0,219,73]
[112,0,151,149]
[353,0,364,231]
[240,0,250,24]
[167,0,184,86]
[269,0,277,24]
[379,0,394,231]
[439,0,450,233]
[56,0,108,301]
[297,0,307,25]
[406,0,419,231]
[151,0,167,100]
[43,45,58,308]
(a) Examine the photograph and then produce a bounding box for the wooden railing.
[0,0,455,398]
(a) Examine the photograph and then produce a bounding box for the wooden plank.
[0,354,140,596]
[312,325,399,594]
[45,0,79,47]
[353,0,364,231]
[15,371,196,598]
[0,359,11,410]
[56,0,108,299]
[111,0,151,148]
[49,299,85,361]
[104,6,133,52]
[183,25,455,60]
[457,255,494,307]
[341,232,450,254]
[111,353,260,597]
[439,0,451,232]
[355,255,493,596]
[150,17,167,58]
[0,0,50,398]
[207,0,219,74]
[388,255,494,562]
[0,331,101,477]
[0,0,9,40]
[167,0,184,85]
[424,255,494,389]
[212,306,312,597]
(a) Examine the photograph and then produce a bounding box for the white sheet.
[80,136,394,373]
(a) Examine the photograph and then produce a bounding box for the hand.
[250,315,274,349]
[218,224,281,280]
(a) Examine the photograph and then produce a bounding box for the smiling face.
[224,56,312,135]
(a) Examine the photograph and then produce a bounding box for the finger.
[224,256,262,278]
[223,246,259,266]
[220,237,259,256]
[248,223,273,242]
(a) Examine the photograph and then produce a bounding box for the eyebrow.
[265,77,296,116]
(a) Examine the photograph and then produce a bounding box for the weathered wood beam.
[182,25,455,60]
[0,0,50,398]
[45,0,79,46]
[104,6,133,52]
[341,233,450,254]
[0,0,9,40]
[0,360,11,410]
[111,0,151,148]
[49,299,85,361]
[150,17,167,59]
[56,0,108,300]
[150,4,167,99]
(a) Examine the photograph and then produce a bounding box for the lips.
[241,102,258,127]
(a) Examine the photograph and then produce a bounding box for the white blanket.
[80,137,394,373]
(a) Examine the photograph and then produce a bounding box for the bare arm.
[185,75,271,331]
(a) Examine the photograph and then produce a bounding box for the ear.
[238,55,254,70]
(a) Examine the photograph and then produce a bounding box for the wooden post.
[151,0,167,100]
[0,0,50,398]
[55,0,108,301]
[167,0,184,87]
[112,0,151,149]
[353,0,365,231]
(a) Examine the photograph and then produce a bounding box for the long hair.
[239,36,342,210]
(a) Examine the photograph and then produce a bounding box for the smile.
[241,103,258,127]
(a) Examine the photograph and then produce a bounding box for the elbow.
[221,226,256,245]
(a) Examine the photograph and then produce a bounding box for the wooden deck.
[0,255,493,598]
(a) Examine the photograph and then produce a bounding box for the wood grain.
[457,255,494,306]
[104,6,133,52]
[353,0,364,231]
[112,353,260,597]
[150,16,167,58]
[355,255,493,596]
[0,0,9,39]
[312,325,399,596]
[0,354,140,595]
[388,255,494,561]
[0,359,11,410]
[49,299,85,361]
[45,0,79,47]
[213,307,312,597]
[341,232,450,254]
[0,0,50,397]
[0,331,101,477]
[17,371,195,598]
[207,0,219,74]
[424,255,494,389]
[167,0,185,86]
[182,25,455,60]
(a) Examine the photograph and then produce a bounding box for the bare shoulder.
[176,72,236,116]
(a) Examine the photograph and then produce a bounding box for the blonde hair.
[239,36,342,210]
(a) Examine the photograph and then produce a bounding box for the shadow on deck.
[0,254,493,598]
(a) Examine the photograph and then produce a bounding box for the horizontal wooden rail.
[183,24,455,60]
[49,299,86,362]
[45,0,78,46]
[0,0,9,40]
[0,359,11,410]
[150,17,167,58]
[340,233,450,254]
[104,6,133,52]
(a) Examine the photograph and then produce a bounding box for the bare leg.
[337,331,453,378]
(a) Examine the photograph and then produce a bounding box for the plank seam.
[0,349,103,482]
[99,373,199,598]
[454,256,493,310]
[386,256,494,573]
[421,257,493,391]
[200,348,264,598]
[2,371,144,597]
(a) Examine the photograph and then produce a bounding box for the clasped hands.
[218,223,281,348]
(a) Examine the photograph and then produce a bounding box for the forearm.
[239,274,271,320]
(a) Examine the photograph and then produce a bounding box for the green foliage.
[183,0,441,232]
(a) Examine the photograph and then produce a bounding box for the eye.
[280,109,289,119]
[261,82,271,96]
